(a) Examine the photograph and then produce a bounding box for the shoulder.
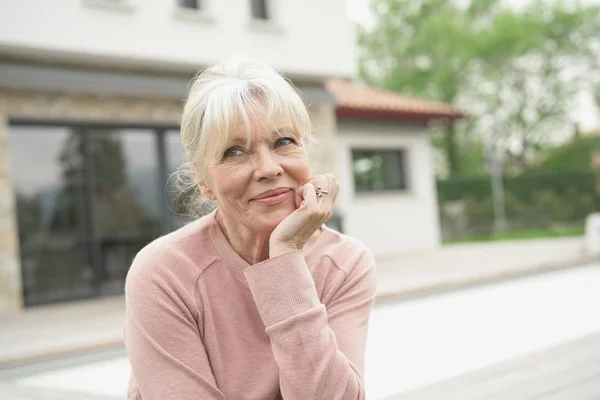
[312,226,378,302]
[314,225,376,279]
[126,215,218,295]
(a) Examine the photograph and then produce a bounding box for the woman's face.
[199,115,311,234]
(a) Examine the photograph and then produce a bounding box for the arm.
[124,253,226,400]
[244,248,377,400]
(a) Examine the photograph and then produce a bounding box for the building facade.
[0,0,352,314]
[0,0,463,315]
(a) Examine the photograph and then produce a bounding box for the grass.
[445,225,585,244]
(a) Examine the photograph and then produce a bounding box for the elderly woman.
[124,59,377,400]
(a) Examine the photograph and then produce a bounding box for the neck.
[216,210,271,265]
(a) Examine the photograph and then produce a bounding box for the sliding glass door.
[8,124,169,305]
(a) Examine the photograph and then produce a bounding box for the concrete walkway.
[0,236,594,367]
[386,332,600,400]
[375,236,592,300]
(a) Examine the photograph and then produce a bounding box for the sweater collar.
[203,209,331,282]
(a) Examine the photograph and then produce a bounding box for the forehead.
[230,126,294,144]
[219,110,295,146]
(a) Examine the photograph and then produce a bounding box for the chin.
[256,206,294,232]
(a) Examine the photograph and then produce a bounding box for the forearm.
[267,306,366,399]
[244,251,368,400]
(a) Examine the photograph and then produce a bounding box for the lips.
[251,187,292,205]
[252,187,291,200]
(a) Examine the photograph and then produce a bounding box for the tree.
[358,0,485,175]
[358,0,600,176]
[464,1,600,169]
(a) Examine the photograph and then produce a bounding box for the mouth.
[251,187,292,206]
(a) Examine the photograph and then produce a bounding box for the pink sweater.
[124,210,377,400]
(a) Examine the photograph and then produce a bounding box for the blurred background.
[0,0,599,399]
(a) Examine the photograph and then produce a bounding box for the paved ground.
[376,236,591,300]
[0,297,125,366]
[366,264,600,398]
[0,262,598,399]
[0,236,593,367]
[0,382,120,400]
[387,333,600,400]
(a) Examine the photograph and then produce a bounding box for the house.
[326,80,463,258]
[0,0,461,315]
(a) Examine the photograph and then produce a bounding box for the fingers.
[299,174,337,225]
[300,182,317,207]
[298,174,339,206]
[309,174,338,204]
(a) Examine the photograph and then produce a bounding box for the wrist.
[269,241,302,258]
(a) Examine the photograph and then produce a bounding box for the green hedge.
[437,172,597,239]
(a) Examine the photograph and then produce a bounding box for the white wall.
[0,0,355,79]
[337,122,441,258]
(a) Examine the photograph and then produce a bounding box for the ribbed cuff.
[244,251,321,328]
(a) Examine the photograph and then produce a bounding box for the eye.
[223,147,244,158]
[274,137,296,148]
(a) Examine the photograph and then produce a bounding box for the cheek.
[287,155,311,183]
[213,164,252,198]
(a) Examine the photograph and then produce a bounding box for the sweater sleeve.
[124,252,226,400]
[243,248,377,400]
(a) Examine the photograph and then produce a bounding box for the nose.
[253,148,283,181]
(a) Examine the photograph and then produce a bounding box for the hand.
[270,174,339,257]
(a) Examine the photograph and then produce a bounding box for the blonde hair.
[172,58,314,217]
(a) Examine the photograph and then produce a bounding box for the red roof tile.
[326,79,465,122]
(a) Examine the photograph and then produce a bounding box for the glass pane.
[164,131,210,230]
[166,130,186,173]
[179,0,200,9]
[251,0,269,19]
[8,126,95,306]
[352,149,407,192]
[88,129,161,295]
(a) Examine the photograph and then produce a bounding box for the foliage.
[359,0,600,176]
[445,225,584,244]
[437,171,597,239]
[538,135,600,172]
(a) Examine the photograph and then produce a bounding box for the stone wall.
[1,89,183,125]
[308,103,339,177]
[0,111,22,314]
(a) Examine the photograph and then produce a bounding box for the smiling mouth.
[251,189,292,206]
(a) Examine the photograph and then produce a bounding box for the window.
[8,125,163,305]
[352,149,408,192]
[178,0,201,9]
[250,0,269,20]
[8,126,95,305]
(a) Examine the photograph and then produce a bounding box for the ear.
[198,179,217,201]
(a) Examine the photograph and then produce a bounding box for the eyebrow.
[228,136,248,146]
[226,127,296,147]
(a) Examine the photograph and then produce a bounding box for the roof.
[326,79,465,123]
